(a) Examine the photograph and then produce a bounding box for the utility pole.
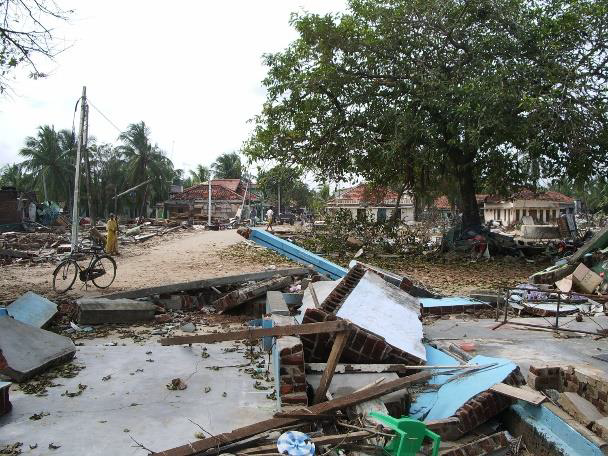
[83,102,95,227]
[207,174,212,226]
[278,183,281,216]
[71,86,88,252]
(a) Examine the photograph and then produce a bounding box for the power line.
[88,99,123,134]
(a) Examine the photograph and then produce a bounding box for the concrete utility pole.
[71,86,88,252]
[207,174,212,226]
[82,102,94,227]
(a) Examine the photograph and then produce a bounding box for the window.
[516,209,520,220]
[377,208,387,223]
[357,208,366,221]
[395,208,402,220]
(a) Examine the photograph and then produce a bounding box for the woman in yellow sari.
[105,213,119,255]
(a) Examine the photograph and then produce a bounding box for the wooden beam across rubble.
[151,371,432,456]
[102,267,311,300]
[160,320,350,346]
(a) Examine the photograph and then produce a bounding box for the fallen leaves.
[166,378,187,391]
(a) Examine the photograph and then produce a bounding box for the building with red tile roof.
[482,190,574,225]
[326,183,414,222]
[157,179,257,221]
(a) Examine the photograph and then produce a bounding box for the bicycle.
[52,244,117,293]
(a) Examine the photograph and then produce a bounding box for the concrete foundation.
[0,341,275,455]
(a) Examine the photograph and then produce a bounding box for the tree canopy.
[0,0,72,94]
[211,152,243,179]
[257,165,314,209]
[245,0,608,228]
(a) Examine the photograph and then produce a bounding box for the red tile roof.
[434,195,488,210]
[485,190,573,204]
[329,184,401,205]
[211,179,241,192]
[170,183,258,201]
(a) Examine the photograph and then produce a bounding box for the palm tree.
[190,164,210,185]
[211,152,243,179]
[19,125,72,203]
[0,163,33,190]
[118,121,174,217]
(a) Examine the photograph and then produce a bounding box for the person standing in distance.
[266,207,274,232]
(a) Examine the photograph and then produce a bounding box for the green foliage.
[212,152,243,179]
[117,121,174,217]
[0,1,73,94]
[257,164,313,208]
[246,0,608,229]
[19,125,73,202]
[190,164,210,184]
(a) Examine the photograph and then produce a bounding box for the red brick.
[281,353,304,366]
[280,384,294,395]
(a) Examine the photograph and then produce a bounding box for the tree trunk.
[449,147,481,230]
[390,181,408,223]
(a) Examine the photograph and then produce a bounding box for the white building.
[325,183,414,222]
[482,190,575,225]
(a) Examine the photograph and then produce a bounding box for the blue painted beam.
[249,229,348,280]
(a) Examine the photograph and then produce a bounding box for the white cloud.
[0,0,347,175]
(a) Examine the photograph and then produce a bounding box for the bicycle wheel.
[90,255,117,289]
[52,259,78,293]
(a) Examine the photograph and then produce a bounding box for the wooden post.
[313,330,350,404]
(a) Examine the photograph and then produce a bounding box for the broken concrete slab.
[296,280,339,324]
[328,268,426,362]
[76,298,156,324]
[7,291,57,328]
[266,291,289,316]
[307,372,402,403]
[558,392,604,427]
[213,276,292,313]
[0,316,75,382]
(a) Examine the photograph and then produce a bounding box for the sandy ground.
[0,228,296,302]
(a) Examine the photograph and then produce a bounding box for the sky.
[0,0,347,177]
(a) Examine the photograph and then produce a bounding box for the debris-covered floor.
[2,225,608,456]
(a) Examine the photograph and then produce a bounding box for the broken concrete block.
[7,291,57,328]
[213,276,292,313]
[593,416,608,440]
[558,392,604,427]
[573,263,603,294]
[155,314,172,324]
[0,316,75,382]
[266,291,289,316]
[76,298,156,324]
[180,322,195,333]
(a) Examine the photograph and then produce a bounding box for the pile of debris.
[0,219,193,265]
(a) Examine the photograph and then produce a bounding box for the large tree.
[211,152,243,179]
[246,0,608,229]
[0,0,72,94]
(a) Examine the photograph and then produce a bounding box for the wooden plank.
[160,321,349,346]
[490,383,545,405]
[313,331,350,404]
[152,371,432,456]
[305,363,480,374]
[102,267,311,300]
[239,431,373,454]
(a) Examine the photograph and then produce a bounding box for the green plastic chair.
[369,412,441,456]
